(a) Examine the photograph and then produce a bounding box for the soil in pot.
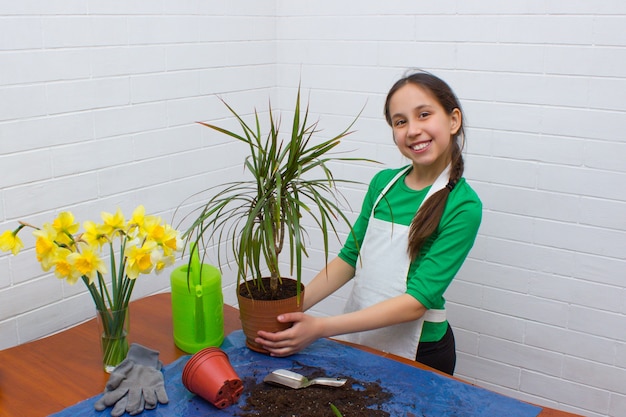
[235,365,393,417]
[239,277,301,300]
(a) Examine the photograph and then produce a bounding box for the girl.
[256,71,482,375]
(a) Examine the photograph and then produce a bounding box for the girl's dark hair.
[384,71,465,260]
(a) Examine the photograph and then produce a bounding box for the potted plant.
[181,86,372,353]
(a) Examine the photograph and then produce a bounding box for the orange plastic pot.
[182,347,243,409]
[238,278,304,354]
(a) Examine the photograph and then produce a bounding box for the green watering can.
[170,248,224,353]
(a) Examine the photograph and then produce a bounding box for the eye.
[393,119,406,127]
[418,111,430,119]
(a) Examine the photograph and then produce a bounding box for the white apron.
[339,165,450,360]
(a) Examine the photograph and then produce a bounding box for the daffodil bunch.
[0,205,182,314]
[1,205,182,370]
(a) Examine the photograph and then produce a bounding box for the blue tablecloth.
[51,330,541,417]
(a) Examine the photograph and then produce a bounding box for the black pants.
[415,324,456,375]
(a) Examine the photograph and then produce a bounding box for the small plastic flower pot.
[182,347,243,409]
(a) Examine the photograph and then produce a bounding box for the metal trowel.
[264,369,348,389]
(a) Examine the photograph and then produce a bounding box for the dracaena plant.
[181,86,373,300]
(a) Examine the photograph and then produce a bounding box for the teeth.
[411,142,429,151]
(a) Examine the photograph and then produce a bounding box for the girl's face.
[388,83,461,176]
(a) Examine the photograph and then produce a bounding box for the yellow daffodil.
[143,214,165,242]
[33,224,59,271]
[125,240,157,279]
[160,224,181,256]
[150,246,176,274]
[51,247,81,284]
[155,254,176,273]
[101,208,126,237]
[82,221,109,249]
[52,212,79,246]
[130,205,146,231]
[0,229,24,255]
[68,247,107,285]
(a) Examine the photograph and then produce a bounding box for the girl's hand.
[255,313,324,357]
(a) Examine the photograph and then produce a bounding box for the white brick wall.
[1,1,625,416]
[0,0,277,350]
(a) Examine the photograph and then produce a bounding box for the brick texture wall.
[1,1,625,416]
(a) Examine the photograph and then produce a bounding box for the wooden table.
[0,293,579,417]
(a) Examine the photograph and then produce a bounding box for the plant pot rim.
[237,277,303,301]
[182,347,228,384]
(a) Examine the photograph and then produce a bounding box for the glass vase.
[96,306,130,373]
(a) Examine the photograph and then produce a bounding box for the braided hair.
[383,71,466,260]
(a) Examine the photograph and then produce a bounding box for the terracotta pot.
[182,347,243,409]
[237,277,305,353]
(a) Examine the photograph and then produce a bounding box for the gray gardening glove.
[94,343,169,416]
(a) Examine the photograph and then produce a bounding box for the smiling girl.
[256,71,482,375]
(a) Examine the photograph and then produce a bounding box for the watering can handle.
[189,244,206,342]
[190,243,202,288]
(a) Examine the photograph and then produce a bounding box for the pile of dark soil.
[235,366,393,417]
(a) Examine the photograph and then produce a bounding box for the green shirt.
[339,166,482,342]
